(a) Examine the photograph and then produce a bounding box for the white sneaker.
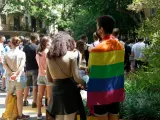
[37,114,42,119]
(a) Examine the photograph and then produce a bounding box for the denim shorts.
[26,70,38,86]
[0,63,6,77]
[37,76,53,86]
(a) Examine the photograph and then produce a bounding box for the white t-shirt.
[131,42,146,60]
[88,41,100,52]
[0,43,5,63]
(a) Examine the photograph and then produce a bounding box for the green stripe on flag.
[89,62,124,79]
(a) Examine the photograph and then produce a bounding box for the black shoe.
[32,102,37,108]
[23,100,29,106]
[17,114,30,120]
[0,87,6,92]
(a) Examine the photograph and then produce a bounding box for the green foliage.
[120,91,160,120]
[3,0,58,25]
[53,0,141,41]
[122,1,160,119]
[125,68,160,93]
[121,67,160,119]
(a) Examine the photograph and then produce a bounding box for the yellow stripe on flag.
[89,50,124,67]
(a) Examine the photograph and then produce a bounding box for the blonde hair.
[11,37,21,47]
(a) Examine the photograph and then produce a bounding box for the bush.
[121,67,160,119]
[120,91,160,120]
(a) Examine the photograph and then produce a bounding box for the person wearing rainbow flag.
[87,15,125,120]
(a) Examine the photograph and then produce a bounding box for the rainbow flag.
[87,35,125,111]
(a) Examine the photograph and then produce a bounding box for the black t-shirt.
[23,43,38,71]
[84,46,89,66]
[124,44,131,63]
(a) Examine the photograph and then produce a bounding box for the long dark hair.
[37,36,50,56]
[47,31,75,59]
[76,40,85,59]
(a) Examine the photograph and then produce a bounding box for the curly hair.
[47,31,75,59]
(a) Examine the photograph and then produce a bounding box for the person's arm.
[71,58,85,85]
[15,52,26,75]
[3,55,13,75]
[130,45,134,57]
[35,54,39,66]
[46,64,53,83]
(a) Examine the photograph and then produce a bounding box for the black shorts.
[94,102,120,116]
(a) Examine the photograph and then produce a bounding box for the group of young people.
[0,14,147,120]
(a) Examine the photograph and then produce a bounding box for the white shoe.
[37,114,42,119]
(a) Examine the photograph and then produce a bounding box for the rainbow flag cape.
[87,35,125,110]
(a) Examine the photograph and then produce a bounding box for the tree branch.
[117,8,140,24]
[0,0,8,13]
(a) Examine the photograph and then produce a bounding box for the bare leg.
[46,86,52,105]
[23,86,29,101]
[97,115,108,120]
[56,112,76,120]
[108,114,119,120]
[16,90,24,116]
[37,85,45,115]
[33,86,38,103]
[1,76,6,88]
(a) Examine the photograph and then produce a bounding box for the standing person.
[23,33,39,108]
[80,35,90,66]
[47,31,86,120]
[124,40,131,73]
[88,32,100,52]
[112,28,125,47]
[128,39,136,72]
[75,40,89,84]
[130,37,146,69]
[3,37,30,119]
[36,36,53,119]
[87,15,125,120]
[0,36,6,91]
[4,39,11,53]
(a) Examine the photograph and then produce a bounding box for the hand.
[10,72,17,81]
[10,74,17,81]
[85,68,89,75]
[77,83,86,90]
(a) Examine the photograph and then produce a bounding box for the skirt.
[47,78,79,117]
